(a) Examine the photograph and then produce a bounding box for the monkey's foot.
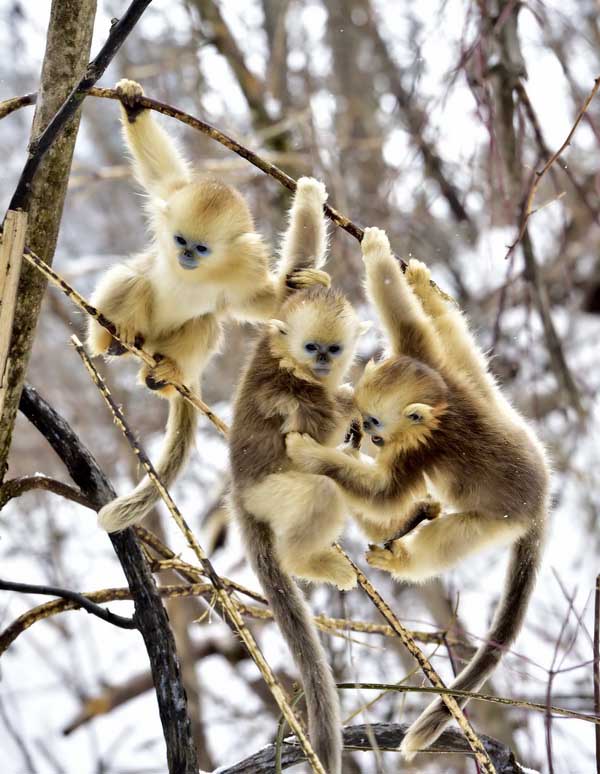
[296,176,328,205]
[286,268,331,291]
[366,540,411,574]
[361,227,391,264]
[139,353,182,398]
[292,551,357,591]
[405,258,431,289]
[116,78,145,122]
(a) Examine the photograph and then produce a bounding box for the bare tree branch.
[218,722,528,774]
[0,579,136,631]
[0,474,91,510]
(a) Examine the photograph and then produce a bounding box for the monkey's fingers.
[107,332,144,357]
[295,177,328,204]
[361,227,391,262]
[405,258,431,290]
[344,418,363,450]
[366,540,410,572]
[286,268,331,290]
[115,78,145,121]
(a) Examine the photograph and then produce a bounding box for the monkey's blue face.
[173,234,212,270]
[303,341,343,378]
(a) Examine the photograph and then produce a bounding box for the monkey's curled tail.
[400,517,546,761]
[98,395,197,532]
[238,506,342,774]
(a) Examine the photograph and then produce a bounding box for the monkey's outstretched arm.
[87,260,153,356]
[278,177,330,299]
[116,79,191,199]
[362,228,443,367]
[286,432,425,513]
[405,259,497,397]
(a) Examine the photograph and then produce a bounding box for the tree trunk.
[0,0,97,480]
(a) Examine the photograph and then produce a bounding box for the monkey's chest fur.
[230,342,347,489]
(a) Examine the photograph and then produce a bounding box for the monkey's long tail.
[400,516,546,761]
[238,506,342,774]
[98,395,197,532]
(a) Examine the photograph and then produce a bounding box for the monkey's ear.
[358,320,373,336]
[403,402,433,423]
[269,319,289,335]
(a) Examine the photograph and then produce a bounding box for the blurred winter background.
[1,0,600,772]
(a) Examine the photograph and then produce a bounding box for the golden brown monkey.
[91,79,326,532]
[286,226,550,760]
[230,180,371,774]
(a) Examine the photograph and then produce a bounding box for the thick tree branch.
[18,383,198,773]
[218,722,528,774]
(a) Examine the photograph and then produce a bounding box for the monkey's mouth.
[371,435,385,447]
[313,364,331,377]
[178,253,200,270]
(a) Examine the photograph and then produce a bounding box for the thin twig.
[0,583,211,655]
[0,474,91,510]
[505,76,600,259]
[0,578,136,631]
[336,547,497,773]
[70,335,325,774]
[336,682,600,726]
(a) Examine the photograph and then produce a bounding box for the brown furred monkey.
[229,180,371,774]
[91,79,327,533]
[286,226,550,760]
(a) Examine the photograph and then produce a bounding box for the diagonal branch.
[9,0,153,211]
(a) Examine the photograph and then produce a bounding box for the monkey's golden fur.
[91,80,326,533]
[230,180,369,774]
[287,226,550,760]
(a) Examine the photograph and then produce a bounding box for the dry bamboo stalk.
[0,211,27,419]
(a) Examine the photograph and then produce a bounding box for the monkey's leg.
[406,259,496,396]
[139,315,222,398]
[88,262,152,357]
[243,472,356,590]
[367,510,527,582]
[116,79,190,199]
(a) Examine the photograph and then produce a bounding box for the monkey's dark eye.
[305,343,318,353]
[329,344,342,355]
[195,243,210,255]
[174,235,187,246]
[408,413,422,423]
[369,416,381,427]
